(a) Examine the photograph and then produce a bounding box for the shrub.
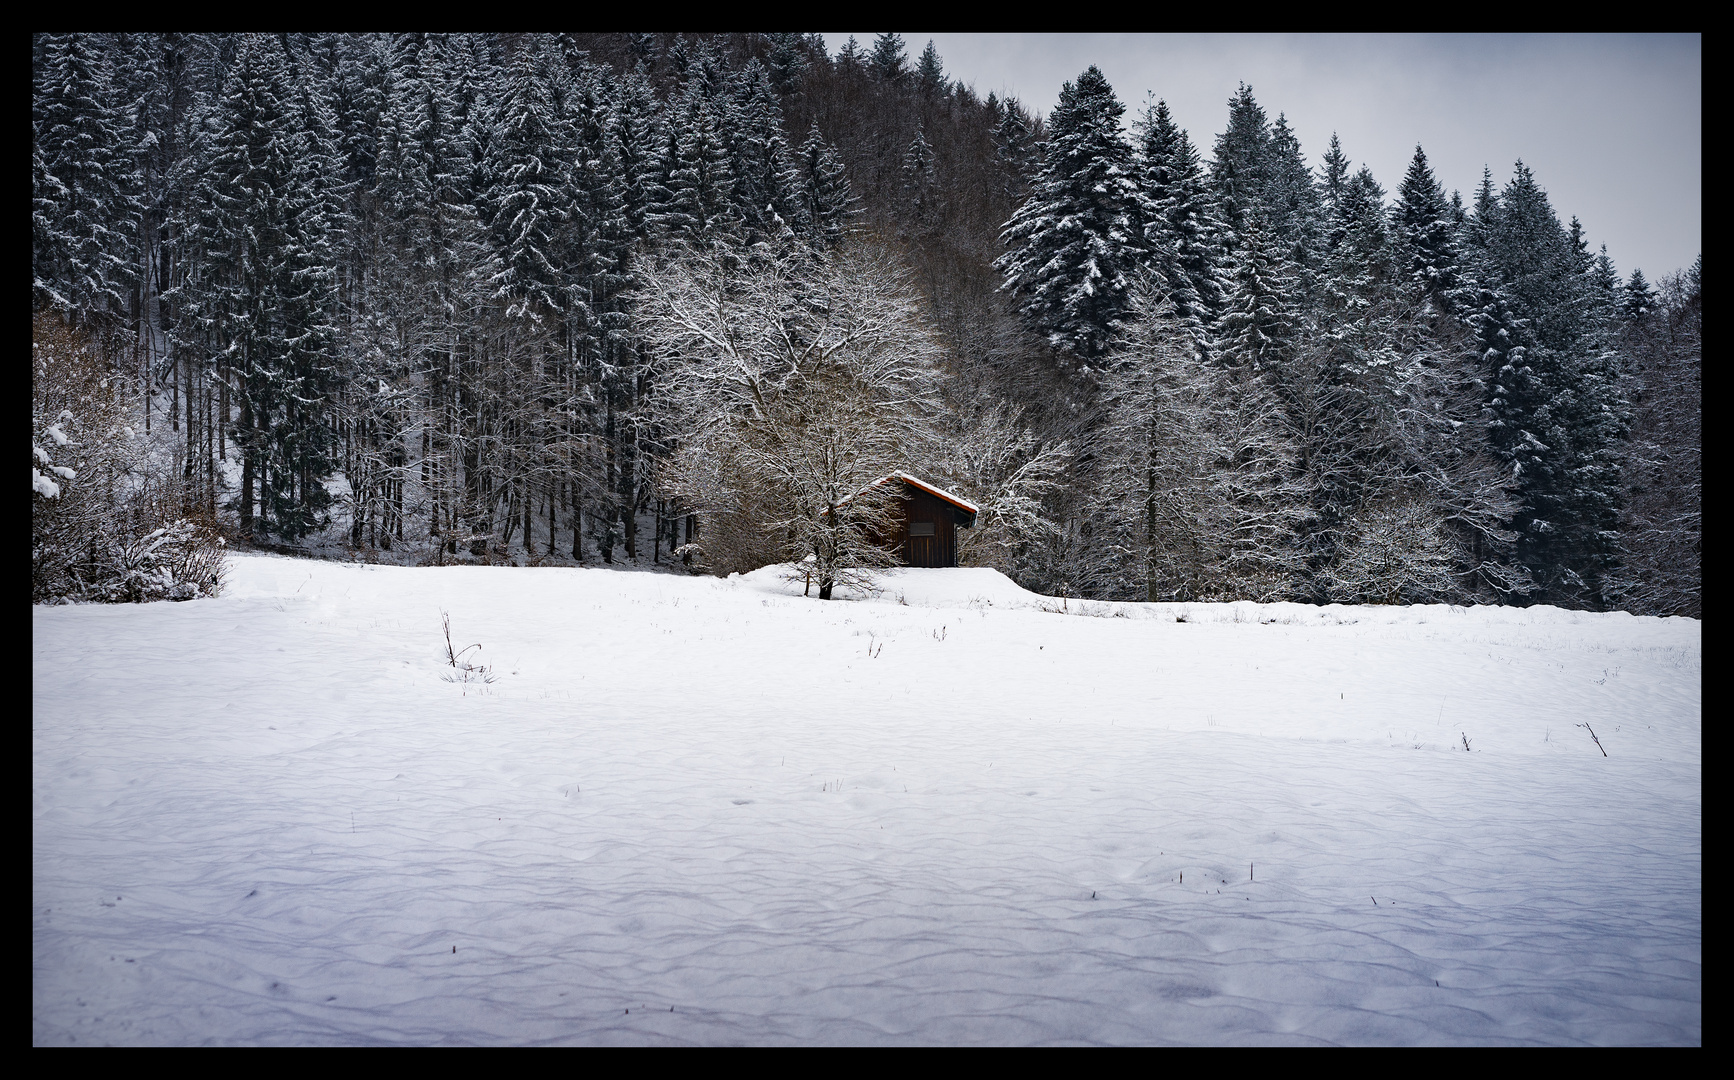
[32,313,227,603]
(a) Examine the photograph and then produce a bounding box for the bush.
[32,313,227,604]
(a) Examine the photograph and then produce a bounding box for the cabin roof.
[829,471,979,519]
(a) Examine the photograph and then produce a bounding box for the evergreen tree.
[728,61,802,241]
[1134,97,1219,347]
[1209,83,1271,251]
[485,41,569,322]
[648,78,739,243]
[1392,144,1460,312]
[868,33,907,83]
[1471,163,1630,605]
[1213,211,1299,372]
[1317,132,1350,219]
[1262,113,1322,273]
[611,63,666,244]
[183,34,340,539]
[33,33,139,323]
[793,125,855,247]
[915,40,945,95]
[764,33,808,94]
[1622,267,1656,328]
[996,66,1145,364]
[900,123,940,232]
[993,99,1037,204]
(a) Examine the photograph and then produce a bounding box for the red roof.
[823,471,979,520]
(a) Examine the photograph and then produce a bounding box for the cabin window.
[908,521,935,536]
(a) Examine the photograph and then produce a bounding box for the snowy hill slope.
[34,555,1700,1044]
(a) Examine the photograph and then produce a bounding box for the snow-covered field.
[33,554,1700,1045]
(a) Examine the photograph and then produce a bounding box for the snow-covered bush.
[32,313,227,604]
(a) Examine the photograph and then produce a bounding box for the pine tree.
[915,40,945,95]
[900,123,940,232]
[997,66,1145,364]
[486,41,569,323]
[868,33,907,83]
[1213,211,1299,372]
[793,125,855,247]
[1392,144,1460,312]
[1622,267,1656,328]
[33,33,139,324]
[1134,97,1219,348]
[993,99,1037,204]
[1210,83,1271,251]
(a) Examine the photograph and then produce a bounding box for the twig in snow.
[1577,722,1608,756]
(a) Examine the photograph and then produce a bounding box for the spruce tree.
[1392,144,1460,312]
[869,33,907,83]
[993,99,1038,205]
[1213,211,1299,372]
[1473,162,1630,605]
[186,34,340,539]
[33,33,139,324]
[915,40,945,95]
[793,126,854,247]
[1622,267,1656,328]
[996,66,1145,364]
[1134,97,1219,348]
[486,42,569,322]
[1210,83,1271,252]
[900,124,940,233]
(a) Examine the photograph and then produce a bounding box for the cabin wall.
[899,489,956,568]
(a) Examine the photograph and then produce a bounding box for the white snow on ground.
[34,555,1700,1045]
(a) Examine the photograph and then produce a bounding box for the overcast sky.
[822,33,1701,279]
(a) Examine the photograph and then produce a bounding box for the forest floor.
[33,555,1700,1044]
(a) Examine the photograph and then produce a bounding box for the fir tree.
[793,125,855,247]
[1134,97,1219,348]
[868,33,907,83]
[485,42,569,322]
[33,33,139,323]
[1622,267,1656,328]
[900,123,940,233]
[997,66,1145,363]
[1213,211,1299,372]
[1392,144,1460,312]
[915,40,945,95]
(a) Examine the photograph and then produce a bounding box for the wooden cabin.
[854,472,979,568]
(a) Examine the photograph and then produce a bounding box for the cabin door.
[906,517,938,567]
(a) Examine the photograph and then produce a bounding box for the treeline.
[31,32,1699,615]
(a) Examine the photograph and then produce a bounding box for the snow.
[34,555,1700,1045]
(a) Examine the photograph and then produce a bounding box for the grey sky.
[824,33,1701,279]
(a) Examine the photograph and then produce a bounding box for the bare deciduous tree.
[637,236,945,597]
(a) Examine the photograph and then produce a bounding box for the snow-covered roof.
[885,471,979,515]
[827,471,980,519]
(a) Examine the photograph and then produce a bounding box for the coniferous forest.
[32,33,1701,615]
